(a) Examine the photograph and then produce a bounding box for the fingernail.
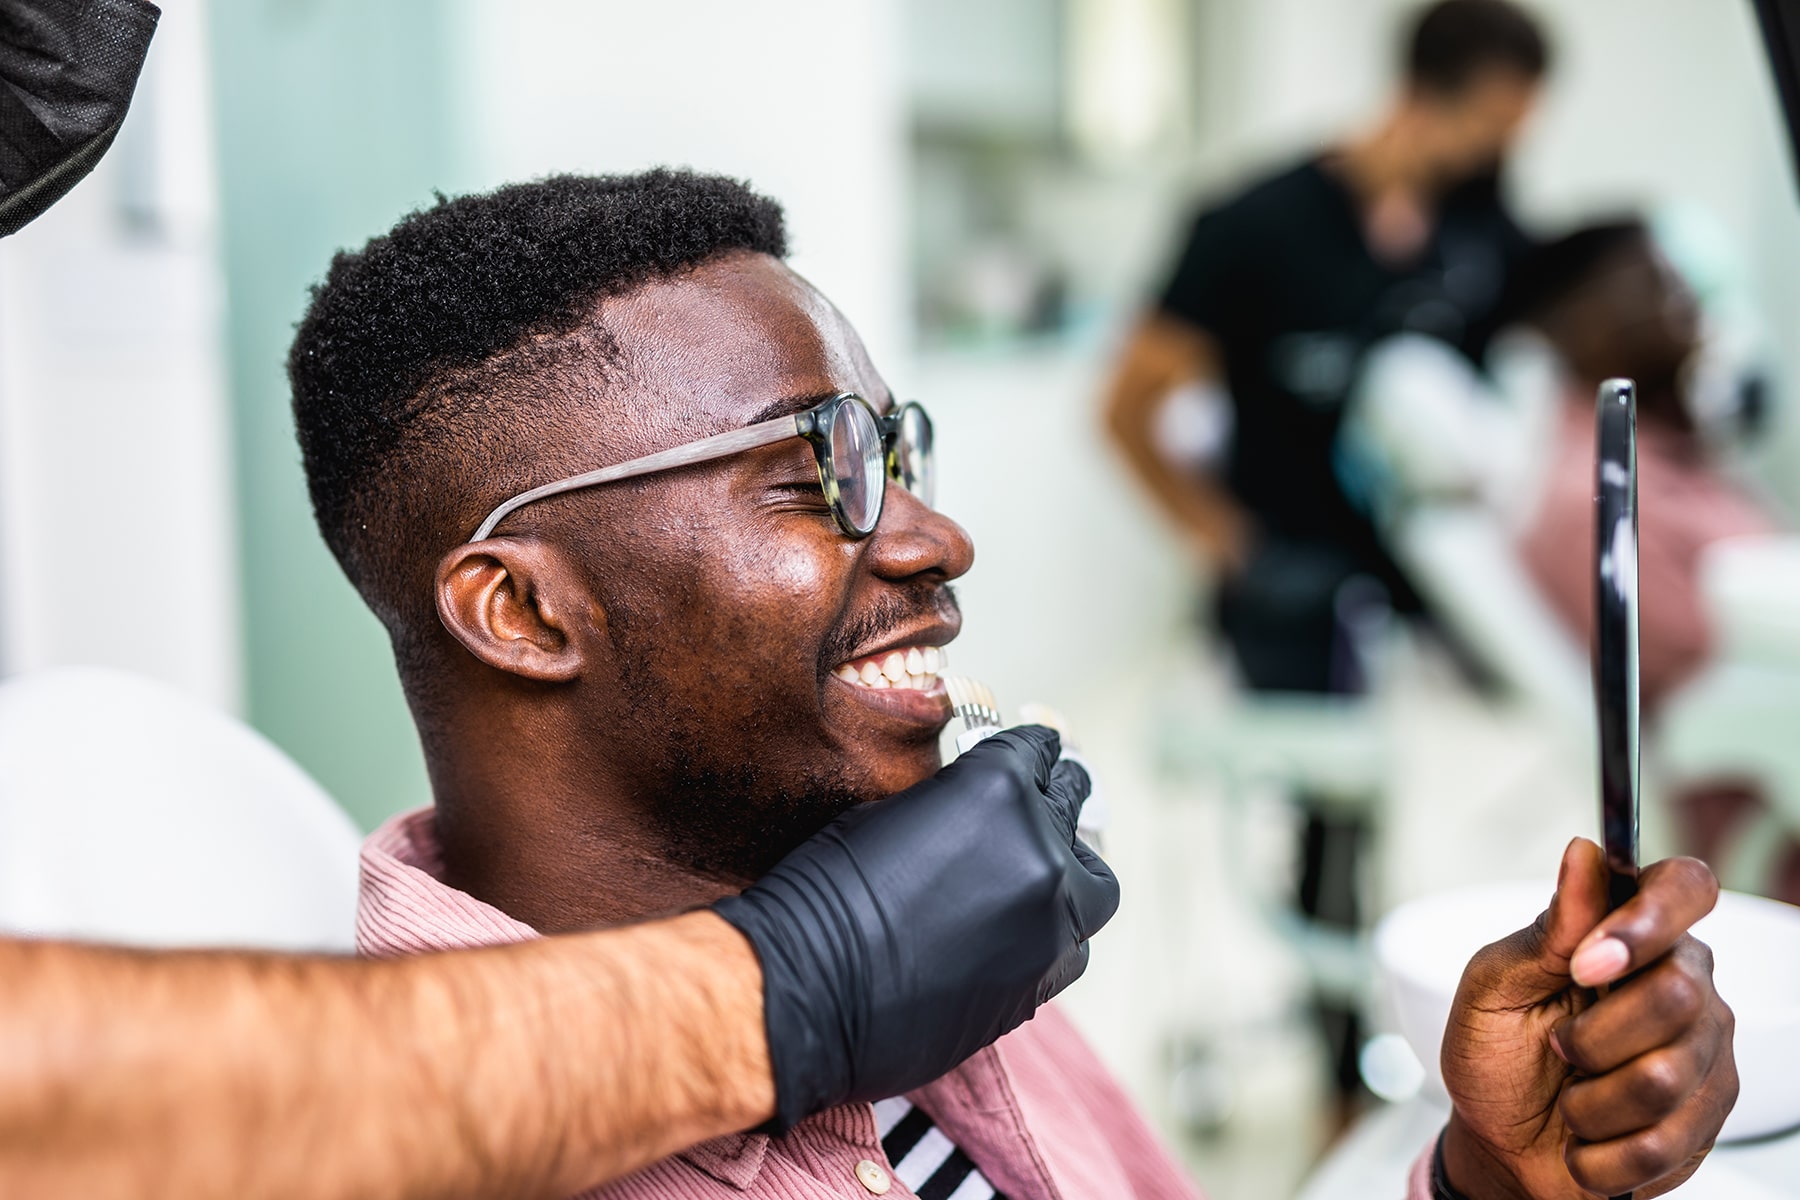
[1548,1025,1569,1063]
[1571,936,1630,986]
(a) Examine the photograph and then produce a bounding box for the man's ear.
[434,539,593,682]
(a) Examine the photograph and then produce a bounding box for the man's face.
[1415,68,1540,182]
[536,252,973,880]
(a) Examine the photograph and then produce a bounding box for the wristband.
[1432,1126,1474,1200]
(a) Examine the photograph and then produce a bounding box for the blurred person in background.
[1102,0,1549,1110]
[1507,220,1800,903]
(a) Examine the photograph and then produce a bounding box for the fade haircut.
[1405,0,1549,94]
[288,169,788,655]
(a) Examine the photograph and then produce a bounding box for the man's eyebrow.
[744,388,898,426]
[746,392,836,425]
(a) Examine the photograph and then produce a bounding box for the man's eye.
[773,480,826,498]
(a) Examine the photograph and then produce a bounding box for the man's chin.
[645,727,945,882]
[649,770,865,883]
[852,745,945,803]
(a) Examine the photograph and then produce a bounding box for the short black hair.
[1499,219,1646,327]
[1405,0,1550,94]
[288,169,787,642]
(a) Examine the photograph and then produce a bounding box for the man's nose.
[865,484,975,583]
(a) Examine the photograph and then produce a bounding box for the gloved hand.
[713,725,1117,1131]
[0,0,160,237]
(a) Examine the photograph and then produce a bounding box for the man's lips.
[829,661,948,730]
[826,640,952,728]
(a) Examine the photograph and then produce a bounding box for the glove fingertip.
[1067,844,1122,938]
[1050,756,1091,797]
[1037,940,1093,1005]
[1000,723,1062,779]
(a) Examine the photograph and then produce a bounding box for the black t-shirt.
[1157,156,1531,546]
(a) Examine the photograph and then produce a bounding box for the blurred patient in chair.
[1510,219,1776,708]
[1508,220,1799,901]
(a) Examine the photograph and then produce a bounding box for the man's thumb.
[1464,838,1609,1005]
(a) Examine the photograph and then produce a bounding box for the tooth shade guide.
[944,674,1002,731]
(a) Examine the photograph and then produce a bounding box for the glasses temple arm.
[468,415,802,542]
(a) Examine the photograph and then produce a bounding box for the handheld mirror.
[1595,378,1640,912]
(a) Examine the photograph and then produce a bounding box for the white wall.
[1192,0,1796,217]
[0,0,241,712]
[446,0,909,375]
[906,0,1061,137]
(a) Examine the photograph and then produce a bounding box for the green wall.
[207,1,462,829]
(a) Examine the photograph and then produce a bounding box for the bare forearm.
[1112,429,1248,557]
[1102,316,1249,565]
[0,912,772,1198]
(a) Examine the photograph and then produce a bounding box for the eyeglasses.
[467,392,935,543]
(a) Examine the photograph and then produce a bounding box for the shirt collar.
[357,807,539,955]
[677,1133,771,1190]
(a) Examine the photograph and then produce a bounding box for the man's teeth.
[833,645,946,692]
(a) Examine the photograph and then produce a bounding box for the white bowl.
[1375,881,1800,1142]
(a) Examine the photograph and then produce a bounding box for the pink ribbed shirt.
[358,807,1435,1199]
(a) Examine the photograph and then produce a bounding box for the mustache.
[820,583,960,667]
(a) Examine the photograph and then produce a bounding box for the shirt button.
[853,1158,892,1194]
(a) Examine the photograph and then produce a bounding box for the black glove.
[713,725,1118,1131]
[0,0,160,237]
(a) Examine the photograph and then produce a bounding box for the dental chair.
[1660,536,1800,894]
[0,666,362,951]
[1347,334,1592,735]
[1158,688,1388,1000]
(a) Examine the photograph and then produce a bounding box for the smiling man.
[290,170,1734,1199]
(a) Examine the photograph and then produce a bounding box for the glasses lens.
[892,403,935,508]
[828,397,885,534]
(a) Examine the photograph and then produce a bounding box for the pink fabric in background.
[1518,402,1776,709]
[360,807,1435,1198]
